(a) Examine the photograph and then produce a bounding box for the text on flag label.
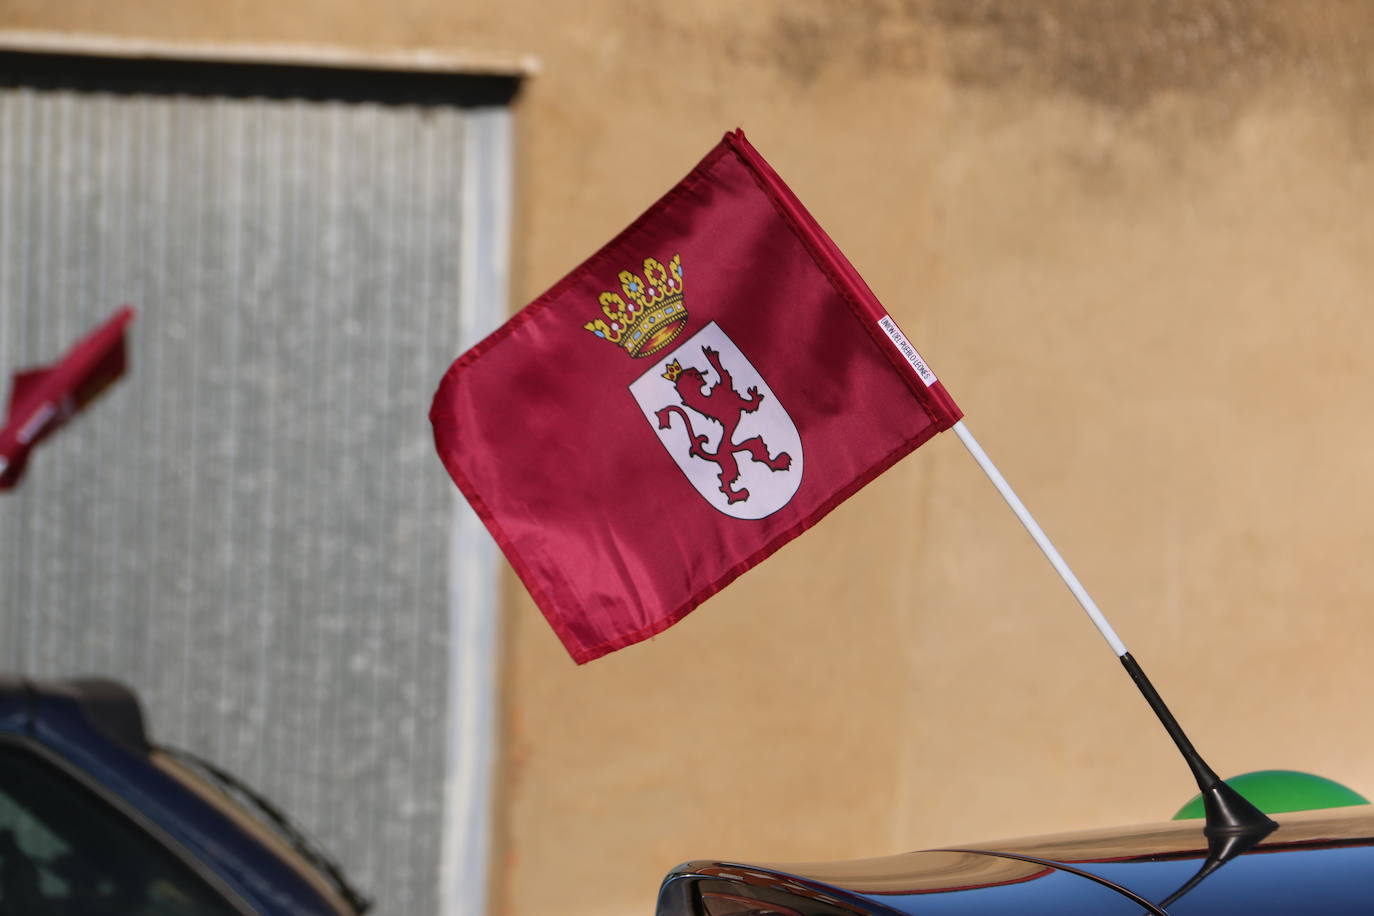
[877,315,937,387]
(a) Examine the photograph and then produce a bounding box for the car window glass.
[0,744,241,915]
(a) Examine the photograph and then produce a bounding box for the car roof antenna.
[954,422,1277,841]
[1118,653,1276,839]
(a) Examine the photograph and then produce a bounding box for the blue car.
[656,804,1374,915]
[0,676,367,915]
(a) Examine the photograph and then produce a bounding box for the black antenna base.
[1199,778,1278,837]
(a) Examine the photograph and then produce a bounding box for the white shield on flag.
[629,322,804,519]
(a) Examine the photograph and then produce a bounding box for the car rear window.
[0,743,244,914]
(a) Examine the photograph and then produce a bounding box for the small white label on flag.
[17,402,55,445]
[877,315,937,387]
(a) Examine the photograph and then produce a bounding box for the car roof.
[665,806,1374,914]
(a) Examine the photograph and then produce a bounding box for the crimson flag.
[0,306,135,491]
[431,131,961,663]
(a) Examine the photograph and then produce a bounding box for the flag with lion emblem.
[431,129,961,664]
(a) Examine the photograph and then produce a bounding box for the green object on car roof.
[1174,770,1370,820]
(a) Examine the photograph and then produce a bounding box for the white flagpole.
[871,311,1267,834]
[949,416,1274,837]
[951,420,1127,657]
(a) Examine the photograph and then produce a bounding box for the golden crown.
[584,254,688,358]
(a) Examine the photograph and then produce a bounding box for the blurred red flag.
[0,306,136,490]
[431,131,961,663]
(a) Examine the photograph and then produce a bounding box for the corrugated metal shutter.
[0,61,509,916]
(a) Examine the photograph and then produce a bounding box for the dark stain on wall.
[768,0,930,87]
[764,0,1374,116]
[931,0,1286,109]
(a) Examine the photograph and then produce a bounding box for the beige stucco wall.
[4,2,1372,915]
